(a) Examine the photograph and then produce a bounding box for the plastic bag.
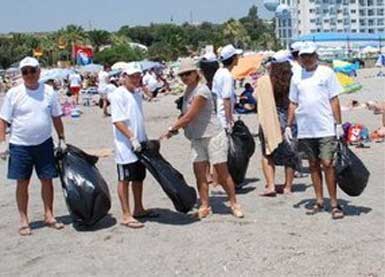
[137,140,197,213]
[228,120,256,186]
[56,144,111,226]
[272,140,302,171]
[335,141,370,196]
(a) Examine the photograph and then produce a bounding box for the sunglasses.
[21,67,38,75]
[179,71,194,78]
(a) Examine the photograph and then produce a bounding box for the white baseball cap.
[121,62,142,76]
[299,42,318,56]
[19,57,39,69]
[201,52,217,62]
[220,44,243,61]
[272,50,291,63]
[290,41,303,53]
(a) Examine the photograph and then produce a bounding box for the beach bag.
[56,144,111,226]
[335,141,370,196]
[272,140,302,171]
[228,120,256,186]
[137,140,197,213]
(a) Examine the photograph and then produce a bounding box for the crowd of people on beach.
[0,41,383,236]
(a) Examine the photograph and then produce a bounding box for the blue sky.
[0,0,273,33]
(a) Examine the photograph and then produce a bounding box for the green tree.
[87,30,111,53]
[94,45,145,65]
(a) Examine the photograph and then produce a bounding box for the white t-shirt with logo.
[289,65,343,139]
[0,83,63,145]
[212,67,236,128]
[110,86,147,164]
[142,72,160,92]
[69,73,82,88]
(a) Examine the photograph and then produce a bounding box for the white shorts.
[191,131,228,165]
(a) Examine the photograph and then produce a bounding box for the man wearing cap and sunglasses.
[286,42,345,220]
[109,62,157,229]
[0,57,66,236]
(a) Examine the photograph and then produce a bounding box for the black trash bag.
[272,140,302,171]
[136,140,197,213]
[56,144,111,226]
[227,120,256,186]
[335,141,370,197]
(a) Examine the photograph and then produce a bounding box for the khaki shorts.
[191,131,228,165]
[298,136,338,161]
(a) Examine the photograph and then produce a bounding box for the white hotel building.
[266,0,385,47]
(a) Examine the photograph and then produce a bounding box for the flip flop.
[18,225,32,236]
[331,205,344,220]
[192,207,212,219]
[120,221,144,229]
[133,209,159,219]
[45,221,64,230]
[306,202,324,215]
[259,190,277,197]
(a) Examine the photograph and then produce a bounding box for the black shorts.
[117,161,146,182]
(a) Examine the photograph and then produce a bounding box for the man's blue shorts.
[8,138,58,180]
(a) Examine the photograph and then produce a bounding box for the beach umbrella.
[79,63,103,73]
[111,62,129,70]
[333,60,359,75]
[231,54,263,80]
[40,68,74,82]
[140,60,165,71]
[336,72,362,94]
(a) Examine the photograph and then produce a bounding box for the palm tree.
[87,30,111,53]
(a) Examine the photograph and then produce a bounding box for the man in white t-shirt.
[286,42,345,220]
[68,71,82,105]
[109,62,156,229]
[98,65,111,116]
[212,44,242,129]
[0,57,66,235]
[142,69,160,99]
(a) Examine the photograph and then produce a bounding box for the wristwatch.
[168,126,178,135]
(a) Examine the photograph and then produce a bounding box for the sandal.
[45,220,64,230]
[133,209,159,219]
[331,205,344,220]
[230,204,244,218]
[18,225,32,236]
[259,190,277,197]
[193,207,212,219]
[120,221,144,229]
[306,202,324,215]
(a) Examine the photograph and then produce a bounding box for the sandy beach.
[0,68,384,277]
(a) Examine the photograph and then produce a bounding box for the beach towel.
[255,75,282,155]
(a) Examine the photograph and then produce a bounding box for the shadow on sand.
[293,198,372,216]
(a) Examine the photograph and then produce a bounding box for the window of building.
[343,0,348,4]
[367,0,374,5]
[359,9,365,16]
[310,29,317,32]
[283,29,287,37]
[378,0,384,5]
[310,19,317,23]
[337,9,342,13]
[368,9,375,16]
[368,29,374,33]
[323,0,329,3]
[338,29,344,32]
[368,19,375,25]
[350,0,356,3]
[378,19,384,25]
[378,9,384,16]
[324,19,330,23]
[309,9,315,13]
[352,29,357,32]
[351,19,357,23]
[359,29,366,32]
[338,19,343,23]
[323,9,329,13]
[336,0,342,3]
[350,9,356,14]
[360,19,366,25]
[359,0,365,4]
[378,28,384,32]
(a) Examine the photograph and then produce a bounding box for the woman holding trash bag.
[160,58,243,219]
[255,50,296,196]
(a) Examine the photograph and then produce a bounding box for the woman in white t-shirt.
[161,58,243,219]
